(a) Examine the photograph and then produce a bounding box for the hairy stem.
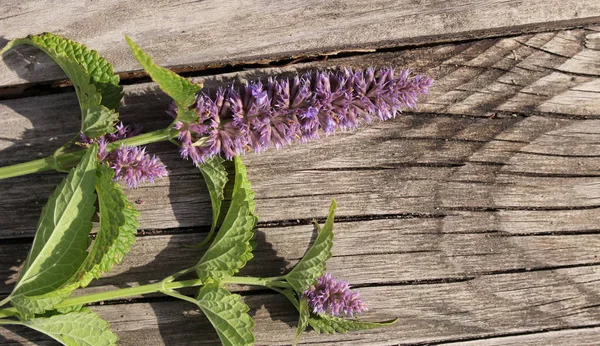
[0,156,56,179]
[0,276,290,319]
[0,128,173,180]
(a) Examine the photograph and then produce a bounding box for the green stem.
[0,275,290,319]
[108,128,172,149]
[161,267,196,286]
[161,288,200,306]
[0,128,173,181]
[0,297,10,309]
[270,286,300,311]
[53,136,79,157]
[0,157,56,179]
[0,319,18,325]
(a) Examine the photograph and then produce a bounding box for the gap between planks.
[2,265,600,345]
[1,21,599,101]
[2,0,600,88]
[2,23,600,346]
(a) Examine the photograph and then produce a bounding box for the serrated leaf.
[195,283,255,346]
[80,103,119,139]
[10,288,73,318]
[20,308,118,345]
[125,36,201,109]
[285,200,336,294]
[1,33,122,110]
[71,164,139,288]
[9,146,98,316]
[308,314,398,334]
[2,34,121,137]
[294,298,310,346]
[195,157,257,281]
[189,157,229,248]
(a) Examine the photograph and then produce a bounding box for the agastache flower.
[106,145,168,188]
[171,67,433,165]
[81,122,168,188]
[303,272,368,317]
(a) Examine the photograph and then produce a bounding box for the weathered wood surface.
[3,266,600,345]
[2,1,600,88]
[2,14,600,346]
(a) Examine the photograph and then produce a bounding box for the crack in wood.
[537,64,600,78]
[257,212,447,228]
[442,205,600,212]
[407,323,600,346]
[500,171,600,178]
[514,40,577,59]
[1,23,599,103]
[515,150,600,158]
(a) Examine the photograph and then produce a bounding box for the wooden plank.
[442,327,600,345]
[298,28,600,117]
[2,113,600,237]
[3,28,600,237]
[2,266,600,345]
[2,27,600,345]
[2,220,600,296]
[2,1,600,87]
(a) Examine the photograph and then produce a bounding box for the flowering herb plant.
[0,33,432,345]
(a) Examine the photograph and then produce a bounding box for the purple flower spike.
[108,145,168,188]
[303,273,368,317]
[79,122,168,188]
[171,67,433,165]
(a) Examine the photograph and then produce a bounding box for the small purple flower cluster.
[171,67,433,165]
[81,122,168,188]
[303,273,367,317]
[99,143,167,188]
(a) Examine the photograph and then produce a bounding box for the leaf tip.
[329,198,337,212]
[124,36,139,52]
[0,40,15,55]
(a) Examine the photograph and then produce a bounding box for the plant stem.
[0,128,173,181]
[0,297,10,309]
[0,320,18,325]
[0,157,56,179]
[108,128,172,149]
[0,275,290,319]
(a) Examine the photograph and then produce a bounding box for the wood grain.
[2,220,599,296]
[2,1,600,87]
[2,114,600,237]
[2,26,600,345]
[445,327,600,346]
[2,266,600,345]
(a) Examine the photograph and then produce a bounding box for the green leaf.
[1,33,122,110]
[10,288,73,319]
[9,146,98,316]
[20,308,118,345]
[285,200,336,294]
[125,36,201,109]
[188,157,229,248]
[2,33,121,137]
[195,156,257,281]
[294,298,310,346]
[195,283,255,346]
[71,164,139,288]
[80,103,119,139]
[308,314,398,334]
